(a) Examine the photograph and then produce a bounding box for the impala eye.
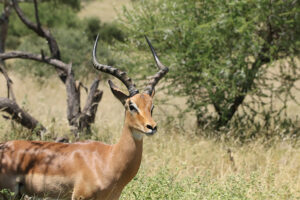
[129,105,136,111]
[129,102,138,113]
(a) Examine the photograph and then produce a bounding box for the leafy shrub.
[6,1,81,50]
[12,27,92,78]
[85,17,125,43]
[98,22,125,43]
[85,17,102,41]
[8,2,80,36]
[11,28,122,80]
[120,0,300,136]
[5,1,123,78]
[52,0,81,10]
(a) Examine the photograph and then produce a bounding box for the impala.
[0,36,168,200]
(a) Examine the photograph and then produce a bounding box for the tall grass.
[0,73,300,199]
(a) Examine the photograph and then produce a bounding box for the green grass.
[121,168,298,200]
[0,169,298,200]
[6,168,292,200]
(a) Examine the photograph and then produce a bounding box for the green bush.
[12,27,93,78]
[6,1,81,51]
[52,0,81,10]
[8,2,80,36]
[120,0,300,134]
[85,17,125,43]
[85,17,102,41]
[98,22,125,43]
[5,1,123,78]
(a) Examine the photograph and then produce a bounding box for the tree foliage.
[3,1,125,78]
[85,17,125,44]
[121,0,300,134]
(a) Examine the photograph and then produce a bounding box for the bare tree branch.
[0,97,46,134]
[0,1,47,137]
[80,78,103,129]
[0,51,69,71]
[12,0,60,59]
[70,78,103,134]
[0,62,45,135]
[0,64,15,101]
[0,50,102,136]
[83,78,102,115]
[33,0,41,29]
[1,0,103,137]
[65,65,81,134]
[12,0,68,83]
[0,0,12,65]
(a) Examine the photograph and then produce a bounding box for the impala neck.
[117,123,143,159]
[119,122,142,141]
[110,123,143,180]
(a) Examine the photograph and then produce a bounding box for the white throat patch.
[132,130,144,140]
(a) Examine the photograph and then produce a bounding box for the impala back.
[0,140,111,199]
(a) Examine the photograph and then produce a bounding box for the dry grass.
[1,73,300,199]
[78,0,131,22]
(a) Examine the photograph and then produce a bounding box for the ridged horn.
[92,34,139,96]
[144,36,169,95]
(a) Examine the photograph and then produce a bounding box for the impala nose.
[146,124,157,135]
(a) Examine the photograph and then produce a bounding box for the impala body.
[0,36,168,200]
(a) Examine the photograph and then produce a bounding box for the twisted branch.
[0,51,69,71]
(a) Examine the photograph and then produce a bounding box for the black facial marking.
[151,105,154,115]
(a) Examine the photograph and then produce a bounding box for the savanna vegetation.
[0,0,299,199]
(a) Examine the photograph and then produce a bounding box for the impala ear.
[108,80,129,105]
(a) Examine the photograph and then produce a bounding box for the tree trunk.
[0,0,11,65]
[8,0,103,137]
[0,97,46,134]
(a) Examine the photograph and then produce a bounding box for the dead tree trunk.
[0,0,12,65]
[0,97,46,133]
[0,0,103,137]
[0,64,46,135]
[0,1,45,135]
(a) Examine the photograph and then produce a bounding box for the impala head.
[92,35,168,137]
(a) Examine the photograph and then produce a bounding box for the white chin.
[132,130,144,140]
[145,130,156,136]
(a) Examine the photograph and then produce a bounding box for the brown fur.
[0,93,156,200]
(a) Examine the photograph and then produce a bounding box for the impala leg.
[12,179,24,200]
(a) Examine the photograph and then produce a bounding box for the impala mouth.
[132,127,157,138]
[145,129,157,136]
